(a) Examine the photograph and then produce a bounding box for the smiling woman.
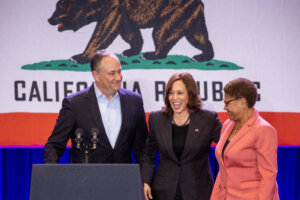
[211,78,280,200]
[167,80,190,125]
[141,72,222,200]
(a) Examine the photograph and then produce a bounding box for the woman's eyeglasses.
[224,97,241,106]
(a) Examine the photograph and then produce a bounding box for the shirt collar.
[94,82,119,101]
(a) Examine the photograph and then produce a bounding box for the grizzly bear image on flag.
[48,0,214,64]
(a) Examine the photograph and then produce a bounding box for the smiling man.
[44,50,148,164]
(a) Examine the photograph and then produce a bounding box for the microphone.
[90,128,99,150]
[75,128,83,149]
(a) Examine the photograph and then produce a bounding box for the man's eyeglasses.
[224,97,240,107]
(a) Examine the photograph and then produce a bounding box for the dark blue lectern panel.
[30,164,144,200]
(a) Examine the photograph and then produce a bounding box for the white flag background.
[0,0,299,146]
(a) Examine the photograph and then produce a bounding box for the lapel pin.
[195,129,199,132]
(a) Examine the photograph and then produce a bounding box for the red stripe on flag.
[0,112,299,146]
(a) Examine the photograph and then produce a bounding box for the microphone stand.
[83,144,90,164]
[75,128,99,164]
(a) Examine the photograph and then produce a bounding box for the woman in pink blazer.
[211,78,279,200]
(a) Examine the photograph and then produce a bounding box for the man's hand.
[144,183,153,200]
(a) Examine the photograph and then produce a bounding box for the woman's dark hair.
[224,78,258,108]
[163,72,202,116]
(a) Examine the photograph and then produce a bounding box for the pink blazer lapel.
[224,109,259,154]
[216,121,235,166]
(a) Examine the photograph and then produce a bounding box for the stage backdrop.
[0,0,299,199]
[0,0,299,146]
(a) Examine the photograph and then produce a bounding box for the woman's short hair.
[224,78,258,108]
[163,72,202,116]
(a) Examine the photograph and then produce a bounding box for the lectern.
[30,164,145,200]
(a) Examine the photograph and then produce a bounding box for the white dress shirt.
[94,83,122,148]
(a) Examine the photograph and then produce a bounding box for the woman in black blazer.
[141,72,222,200]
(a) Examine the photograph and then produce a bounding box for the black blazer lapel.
[162,115,180,163]
[114,89,127,149]
[85,84,112,150]
[181,112,207,159]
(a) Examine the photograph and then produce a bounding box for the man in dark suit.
[44,50,148,164]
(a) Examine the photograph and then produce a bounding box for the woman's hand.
[144,183,153,200]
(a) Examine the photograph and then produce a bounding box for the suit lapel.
[181,112,207,159]
[161,115,179,163]
[223,110,259,156]
[216,121,235,167]
[114,89,127,149]
[85,84,112,150]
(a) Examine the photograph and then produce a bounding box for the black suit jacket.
[141,110,222,200]
[44,84,148,164]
